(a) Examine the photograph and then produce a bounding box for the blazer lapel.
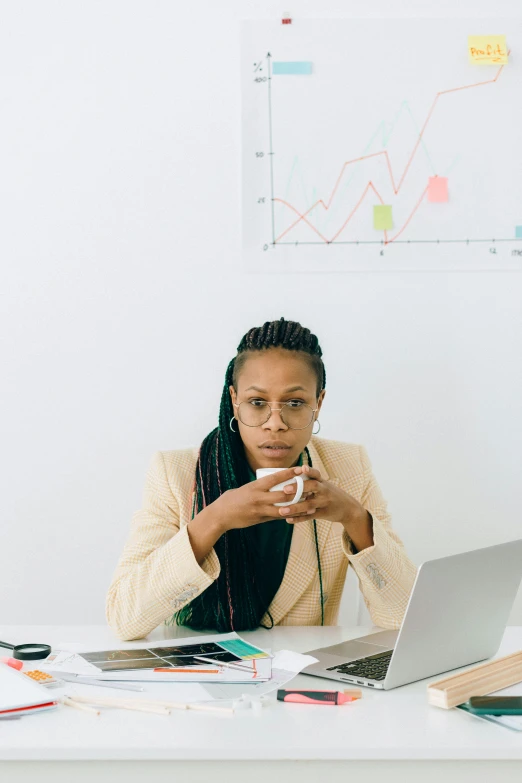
[260,439,334,627]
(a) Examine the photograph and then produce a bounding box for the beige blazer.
[106,437,417,640]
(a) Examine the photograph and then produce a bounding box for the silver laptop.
[304,539,522,690]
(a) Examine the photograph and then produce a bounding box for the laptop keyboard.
[326,649,393,681]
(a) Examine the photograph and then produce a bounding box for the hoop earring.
[229,416,237,433]
[312,419,321,435]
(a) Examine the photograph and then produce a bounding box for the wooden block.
[427,650,522,709]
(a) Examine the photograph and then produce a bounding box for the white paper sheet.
[42,632,272,682]
[203,650,318,701]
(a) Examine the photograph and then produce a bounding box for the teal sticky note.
[374,205,393,230]
[516,226,522,238]
[219,639,268,660]
[272,61,313,75]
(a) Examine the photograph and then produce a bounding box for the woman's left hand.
[278,464,369,534]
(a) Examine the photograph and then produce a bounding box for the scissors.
[0,640,51,661]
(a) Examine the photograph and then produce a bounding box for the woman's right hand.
[210,468,303,532]
[187,468,306,565]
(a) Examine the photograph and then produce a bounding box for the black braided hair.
[170,318,326,631]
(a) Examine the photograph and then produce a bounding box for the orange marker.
[153,668,220,674]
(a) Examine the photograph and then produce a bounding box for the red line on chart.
[273,62,506,246]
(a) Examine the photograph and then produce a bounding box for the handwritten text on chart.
[468,35,508,64]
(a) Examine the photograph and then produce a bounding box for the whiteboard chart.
[241,18,522,271]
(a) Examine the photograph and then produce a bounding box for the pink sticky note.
[428,176,448,203]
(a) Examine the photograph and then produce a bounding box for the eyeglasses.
[234,400,318,430]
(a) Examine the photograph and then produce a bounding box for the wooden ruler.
[427,650,522,709]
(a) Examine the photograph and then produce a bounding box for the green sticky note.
[374,205,393,230]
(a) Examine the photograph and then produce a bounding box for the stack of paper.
[456,681,522,733]
[42,632,272,683]
[0,663,59,718]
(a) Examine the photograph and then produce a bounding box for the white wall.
[1,0,521,628]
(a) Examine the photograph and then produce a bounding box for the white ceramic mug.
[256,467,304,507]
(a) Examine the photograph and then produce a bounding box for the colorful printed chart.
[242,18,522,270]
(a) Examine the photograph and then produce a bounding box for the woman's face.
[229,347,325,471]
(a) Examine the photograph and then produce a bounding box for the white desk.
[1,624,521,783]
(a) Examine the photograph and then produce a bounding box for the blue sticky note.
[516,226,522,238]
[272,61,313,75]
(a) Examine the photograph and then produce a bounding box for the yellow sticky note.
[374,205,392,231]
[468,35,508,64]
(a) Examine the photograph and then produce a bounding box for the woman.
[106,318,417,640]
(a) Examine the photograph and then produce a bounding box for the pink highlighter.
[277,688,360,705]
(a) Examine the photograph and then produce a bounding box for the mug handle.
[287,475,304,506]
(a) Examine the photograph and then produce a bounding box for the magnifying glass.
[0,640,51,661]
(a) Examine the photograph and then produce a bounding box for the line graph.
[280,103,462,238]
[271,59,505,246]
[242,18,522,271]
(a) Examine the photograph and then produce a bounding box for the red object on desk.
[0,657,23,671]
[0,701,57,716]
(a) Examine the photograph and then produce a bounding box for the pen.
[277,688,362,705]
[65,694,171,715]
[62,696,100,716]
[64,694,234,715]
[193,656,250,672]
[57,673,144,692]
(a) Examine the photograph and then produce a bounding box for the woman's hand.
[211,469,306,532]
[188,464,373,563]
[277,465,374,550]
